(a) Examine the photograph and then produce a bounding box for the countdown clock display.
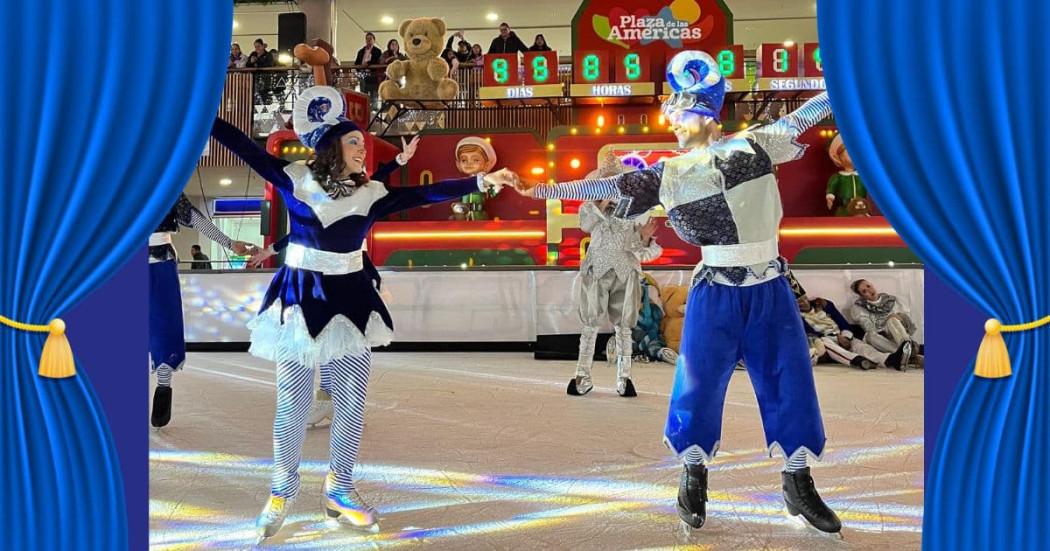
[803,43,823,77]
[524,51,558,85]
[483,54,520,87]
[570,50,655,98]
[661,45,745,94]
[758,43,800,78]
[479,51,565,99]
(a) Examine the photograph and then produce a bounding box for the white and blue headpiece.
[293,86,357,150]
[662,51,726,121]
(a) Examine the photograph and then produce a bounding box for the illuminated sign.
[478,83,565,100]
[803,43,823,77]
[569,82,656,97]
[759,43,800,78]
[761,78,826,90]
[524,51,558,85]
[483,53,520,87]
[615,51,650,82]
[573,50,610,84]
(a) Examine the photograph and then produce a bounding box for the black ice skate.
[782,467,842,534]
[850,356,876,370]
[676,463,708,529]
[151,386,172,428]
[566,376,593,396]
[886,341,913,372]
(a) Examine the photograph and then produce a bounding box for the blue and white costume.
[210,90,492,507]
[149,194,236,374]
[535,83,833,467]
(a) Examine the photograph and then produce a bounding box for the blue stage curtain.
[818,1,1049,548]
[0,1,230,548]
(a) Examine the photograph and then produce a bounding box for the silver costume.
[575,202,663,391]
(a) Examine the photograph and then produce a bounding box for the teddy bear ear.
[430,18,447,36]
[399,18,412,38]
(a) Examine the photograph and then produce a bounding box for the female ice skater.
[511,51,842,535]
[150,194,254,428]
[211,83,509,539]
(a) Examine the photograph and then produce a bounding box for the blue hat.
[663,51,726,121]
[293,86,359,150]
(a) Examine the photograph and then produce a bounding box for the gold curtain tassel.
[974,319,1011,379]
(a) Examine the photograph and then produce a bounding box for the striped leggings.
[271,348,372,498]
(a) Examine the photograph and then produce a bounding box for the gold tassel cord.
[975,316,1050,379]
[0,315,76,378]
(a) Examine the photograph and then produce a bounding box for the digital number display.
[483,53,520,87]
[714,45,744,79]
[803,43,823,77]
[524,51,558,85]
[759,43,799,77]
[573,50,609,84]
[615,51,650,82]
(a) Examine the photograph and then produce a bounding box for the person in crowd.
[488,22,528,54]
[380,39,407,65]
[246,39,274,68]
[443,48,460,78]
[470,43,484,63]
[355,32,383,103]
[441,31,472,63]
[529,34,552,51]
[849,279,925,364]
[229,43,248,68]
[798,294,913,371]
[190,244,211,270]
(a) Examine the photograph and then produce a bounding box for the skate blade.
[325,509,380,533]
[784,510,844,540]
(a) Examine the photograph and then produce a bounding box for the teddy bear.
[379,17,459,101]
[659,284,689,353]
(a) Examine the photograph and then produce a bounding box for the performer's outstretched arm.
[533,165,664,219]
[210,118,293,190]
[373,175,489,217]
[746,92,833,165]
[371,135,419,183]
[173,193,240,251]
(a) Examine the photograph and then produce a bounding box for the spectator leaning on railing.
[229,43,248,68]
[470,43,484,63]
[190,245,210,270]
[528,34,552,51]
[488,22,528,54]
[355,32,383,101]
[246,38,274,68]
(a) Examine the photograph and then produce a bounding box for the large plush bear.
[659,284,689,353]
[379,17,459,101]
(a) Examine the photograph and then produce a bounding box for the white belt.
[700,239,779,268]
[149,232,174,247]
[285,243,364,275]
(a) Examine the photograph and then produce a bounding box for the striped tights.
[270,349,372,498]
[683,447,809,472]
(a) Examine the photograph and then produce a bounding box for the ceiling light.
[486,13,499,22]
[783,40,796,47]
[219,178,233,186]
[381,15,394,25]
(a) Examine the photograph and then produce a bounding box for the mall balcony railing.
[204,62,574,163]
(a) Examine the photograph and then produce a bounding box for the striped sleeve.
[175,194,235,250]
[748,92,833,165]
[535,164,664,219]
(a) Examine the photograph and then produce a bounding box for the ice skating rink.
[149,352,923,550]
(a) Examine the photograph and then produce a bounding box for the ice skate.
[322,476,379,531]
[782,467,842,535]
[307,389,333,428]
[676,463,708,529]
[256,494,295,540]
[151,386,172,428]
[567,376,593,396]
[886,341,912,372]
[850,356,876,370]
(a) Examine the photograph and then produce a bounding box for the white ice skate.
[256,494,295,540]
[322,476,379,531]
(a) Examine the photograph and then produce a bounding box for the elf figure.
[826,134,871,216]
[454,137,498,220]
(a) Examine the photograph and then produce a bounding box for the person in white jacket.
[568,191,662,398]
